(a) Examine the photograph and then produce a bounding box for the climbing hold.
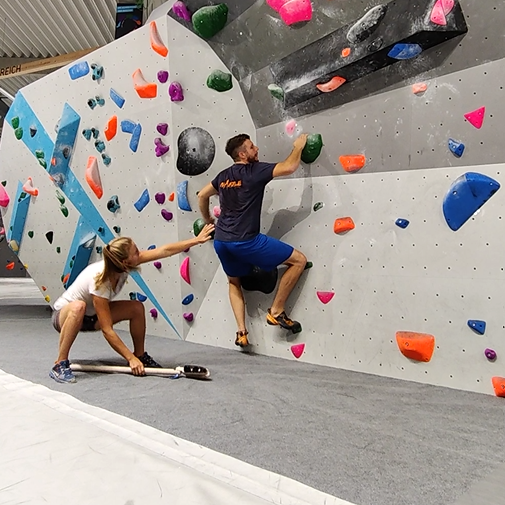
[60,206,69,217]
[97,96,106,106]
[313,202,324,212]
[157,123,169,136]
[14,128,23,140]
[183,312,194,322]
[0,184,10,207]
[91,128,99,139]
[157,70,169,83]
[129,292,137,301]
[154,138,170,157]
[169,192,175,202]
[121,120,136,134]
[316,76,346,93]
[169,82,184,102]
[177,127,216,176]
[38,159,47,169]
[412,83,428,94]
[41,286,47,291]
[110,88,125,109]
[148,245,156,250]
[301,134,323,164]
[213,206,221,218]
[485,348,497,361]
[9,240,19,253]
[268,84,284,101]
[467,320,486,335]
[85,156,103,199]
[341,47,351,58]
[56,191,65,204]
[430,0,455,26]
[395,218,410,229]
[155,193,166,204]
[96,246,103,254]
[161,209,173,222]
[193,218,207,237]
[339,155,366,173]
[192,4,228,39]
[102,154,112,166]
[464,107,485,129]
[62,273,71,286]
[82,129,92,141]
[334,217,355,234]
[29,126,37,137]
[68,61,90,80]
[448,138,465,158]
[90,63,103,81]
[153,261,162,269]
[137,293,148,302]
[317,291,334,304]
[268,0,312,25]
[492,377,505,397]
[150,21,168,57]
[98,227,105,234]
[207,69,233,92]
[10,116,19,129]
[180,257,191,285]
[56,247,61,254]
[45,231,54,244]
[45,295,51,303]
[172,1,192,21]
[94,140,106,153]
[104,115,118,141]
[241,266,278,294]
[5,261,15,270]
[290,343,305,359]
[28,231,34,238]
[177,181,192,211]
[150,308,158,319]
[182,294,194,305]
[113,226,121,234]
[347,5,388,44]
[285,119,297,137]
[396,331,435,362]
[443,172,500,231]
[388,43,422,60]
[132,69,158,99]
[130,123,142,153]
[87,97,97,110]
[134,189,150,212]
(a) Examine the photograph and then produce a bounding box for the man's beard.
[247,154,258,163]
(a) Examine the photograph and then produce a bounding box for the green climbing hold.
[28,231,34,238]
[19,192,27,200]
[70,260,74,268]
[193,217,215,239]
[313,202,324,212]
[304,261,313,270]
[56,191,65,204]
[1,181,6,187]
[38,159,47,169]
[56,247,61,253]
[60,205,68,217]
[11,116,19,129]
[207,69,233,92]
[268,84,284,101]
[35,150,45,159]
[192,4,228,39]
[14,128,23,140]
[301,134,323,164]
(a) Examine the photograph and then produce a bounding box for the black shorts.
[52,309,99,332]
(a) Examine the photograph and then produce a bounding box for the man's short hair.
[225,134,250,161]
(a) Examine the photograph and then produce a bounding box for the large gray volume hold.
[176,127,216,176]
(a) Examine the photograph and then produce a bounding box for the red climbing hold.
[464,107,485,129]
[168,192,175,202]
[396,331,435,362]
[104,115,118,141]
[291,343,305,359]
[180,256,191,285]
[334,217,355,234]
[492,377,505,398]
[339,155,366,173]
[317,291,335,304]
[341,48,351,58]
[316,76,346,93]
[6,262,15,270]
[62,273,70,285]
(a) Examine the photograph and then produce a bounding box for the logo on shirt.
[220,179,242,189]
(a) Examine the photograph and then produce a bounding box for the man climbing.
[198,133,308,348]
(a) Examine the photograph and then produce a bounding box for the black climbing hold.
[347,5,388,44]
[177,127,216,176]
[113,226,121,234]
[240,266,278,294]
[62,147,70,159]
[367,37,384,52]
[29,126,37,137]
[45,231,54,244]
[98,227,105,234]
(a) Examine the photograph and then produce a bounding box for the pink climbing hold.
[430,0,447,26]
[464,107,485,129]
[441,0,455,14]
[316,291,335,304]
[213,206,221,218]
[285,119,297,136]
[0,184,10,208]
[150,308,158,319]
[183,312,194,322]
[180,256,191,284]
[291,343,305,359]
[268,0,312,25]
[172,1,192,21]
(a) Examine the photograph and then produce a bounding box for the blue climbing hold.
[182,294,194,305]
[395,218,410,229]
[91,63,103,81]
[134,189,150,212]
[102,154,111,166]
[68,61,90,80]
[94,140,105,153]
[443,172,500,231]
[110,88,125,109]
[137,293,148,302]
[448,139,465,158]
[130,123,142,153]
[148,245,156,250]
[388,43,422,60]
[82,129,92,141]
[177,180,192,211]
[467,319,486,335]
[121,120,136,134]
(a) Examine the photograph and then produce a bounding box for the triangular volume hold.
[85,156,103,199]
[464,106,485,129]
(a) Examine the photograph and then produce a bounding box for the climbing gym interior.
[0,1,504,505]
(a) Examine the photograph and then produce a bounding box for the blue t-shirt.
[211,162,276,242]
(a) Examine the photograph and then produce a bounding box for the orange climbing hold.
[168,192,175,202]
[396,331,435,362]
[339,155,366,173]
[492,377,505,398]
[42,286,47,291]
[150,21,168,57]
[132,68,158,99]
[22,177,39,196]
[412,82,428,94]
[62,273,70,285]
[341,47,351,58]
[104,115,118,141]
[85,156,103,199]
[316,76,346,93]
[6,262,15,270]
[334,217,355,234]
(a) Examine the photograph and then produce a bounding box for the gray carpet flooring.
[1,298,505,505]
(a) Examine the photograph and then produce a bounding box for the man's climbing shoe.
[49,360,76,383]
[235,330,249,348]
[138,352,162,368]
[266,309,302,334]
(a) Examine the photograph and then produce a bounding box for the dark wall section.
[0,214,27,278]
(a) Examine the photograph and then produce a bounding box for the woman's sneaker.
[49,360,76,383]
[137,352,162,368]
[266,309,302,333]
[235,330,249,348]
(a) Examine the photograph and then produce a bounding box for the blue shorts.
[214,234,294,278]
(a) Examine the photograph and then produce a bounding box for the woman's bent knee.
[131,300,145,317]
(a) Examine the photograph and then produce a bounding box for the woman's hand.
[197,223,215,244]
[129,356,145,376]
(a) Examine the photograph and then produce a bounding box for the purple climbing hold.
[150,308,158,319]
[161,209,173,221]
[485,348,497,361]
[183,312,194,322]
[154,138,170,157]
[172,1,192,21]
[157,123,169,136]
[169,82,184,102]
[153,261,162,269]
[183,248,190,253]
[157,70,169,83]
[155,192,166,204]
